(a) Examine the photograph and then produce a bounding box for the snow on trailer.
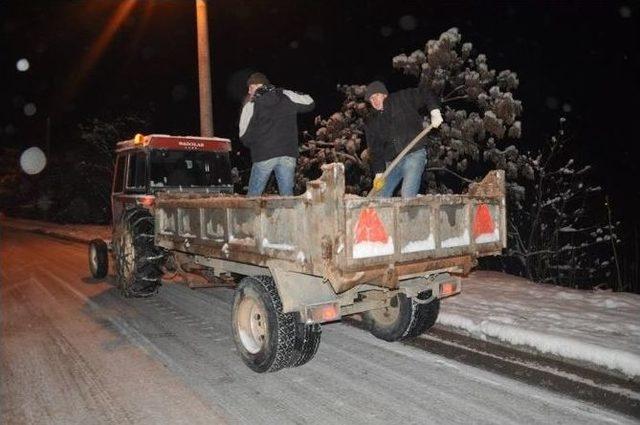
[152,163,507,372]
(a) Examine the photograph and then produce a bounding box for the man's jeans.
[378,149,427,198]
[247,156,296,196]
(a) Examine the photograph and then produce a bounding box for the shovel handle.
[367,124,434,198]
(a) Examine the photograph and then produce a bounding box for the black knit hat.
[365,81,388,100]
[247,72,270,87]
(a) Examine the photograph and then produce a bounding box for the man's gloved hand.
[373,173,385,191]
[430,109,443,128]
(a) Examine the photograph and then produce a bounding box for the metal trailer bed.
[153,163,506,323]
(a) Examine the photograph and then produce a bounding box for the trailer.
[88,134,506,373]
[152,163,506,372]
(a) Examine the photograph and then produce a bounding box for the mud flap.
[268,267,338,316]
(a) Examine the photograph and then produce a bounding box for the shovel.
[367,124,434,198]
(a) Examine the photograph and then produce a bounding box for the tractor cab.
[88,133,235,292]
[111,134,233,222]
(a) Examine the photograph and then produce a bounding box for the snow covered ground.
[437,271,640,379]
[3,217,639,380]
[0,216,110,243]
[5,230,635,424]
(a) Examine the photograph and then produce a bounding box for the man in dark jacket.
[239,72,314,196]
[364,81,443,198]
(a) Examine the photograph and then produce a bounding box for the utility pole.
[195,0,214,136]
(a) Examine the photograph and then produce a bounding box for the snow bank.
[1,217,110,243]
[437,271,640,378]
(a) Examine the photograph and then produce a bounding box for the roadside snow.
[1,217,110,242]
[437,271,640,378]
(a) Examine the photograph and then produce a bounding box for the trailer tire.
[405,297,440,339]
[113,209,163,298]
[232,275,297,373]
[88,239,108,279]
[364,294,440,342]
[290,323,322,368]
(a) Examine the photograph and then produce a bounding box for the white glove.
[430,109,443,128]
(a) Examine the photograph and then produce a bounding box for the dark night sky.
[1,0,639,222]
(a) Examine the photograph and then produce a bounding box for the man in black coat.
[364,81,443,197]
[239,72,314,196]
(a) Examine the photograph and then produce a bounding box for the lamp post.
[195,0,214,136]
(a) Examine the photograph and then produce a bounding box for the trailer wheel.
[290,323,322,368]
[88,239,108,279]
[113,209,164,298]
[232,275,297,373]
[363,294,440,342]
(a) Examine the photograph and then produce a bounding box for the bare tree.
[505,119,620,288]
[45,114,148,223]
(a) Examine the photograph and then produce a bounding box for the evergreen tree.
[297,27,527,195]
[297,27,618,289]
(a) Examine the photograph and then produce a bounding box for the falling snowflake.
[398,15,417,31]
[20,147,47,175]
[619,6,632,18]
[380,26,393,37]
[23,103,37,116]
[171,84,188,102]
[16,58,30,72]
[545,96,559,110]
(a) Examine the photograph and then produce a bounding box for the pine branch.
[442,95,469,103]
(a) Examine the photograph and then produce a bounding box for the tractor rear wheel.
[113,209,164,297]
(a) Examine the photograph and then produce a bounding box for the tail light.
[303,301,341,324]
[136,195,155,208]
[439,279,461,298]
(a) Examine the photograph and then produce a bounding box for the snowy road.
[1,229,636,424]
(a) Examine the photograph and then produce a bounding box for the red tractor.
[88,134,233,297]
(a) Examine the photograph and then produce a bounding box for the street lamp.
[195,0,214,136]
[66,1,215,137]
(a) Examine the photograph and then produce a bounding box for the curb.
[427,323,640,384]
[431,322,640,383]
[346,314,638,385]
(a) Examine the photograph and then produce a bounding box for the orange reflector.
[354,208,390,244]
[439,281,459,298]
[136,195,155,208]
[304,302,341,324]
[473,203,496,238]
